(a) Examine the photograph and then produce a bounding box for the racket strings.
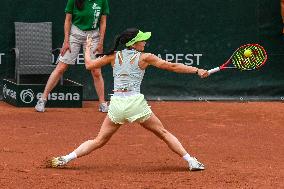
[232,45,266,70]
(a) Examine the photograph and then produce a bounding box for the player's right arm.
[143,53,208,78]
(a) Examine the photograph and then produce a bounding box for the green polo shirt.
[65,0,109,31]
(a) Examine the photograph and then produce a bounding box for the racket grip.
[208,67,220,75]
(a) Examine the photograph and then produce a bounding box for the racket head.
[229,44,267,71]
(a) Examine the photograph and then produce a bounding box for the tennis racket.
[208,44,267,75]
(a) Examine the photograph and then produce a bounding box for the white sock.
[63,152,77,163]
[182,153,192,162]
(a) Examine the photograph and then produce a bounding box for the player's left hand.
[86,34,92,49]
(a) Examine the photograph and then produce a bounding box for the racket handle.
[208,67,220,75]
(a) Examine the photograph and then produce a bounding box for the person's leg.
[140,113,187,157]
[139,113,205,171]
[73,116,120,157]
[91,68,106,105]
[49,116,121,167]
[35,62,69,112]
[42,62,69,100]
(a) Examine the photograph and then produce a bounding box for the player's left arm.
[143,53,208,78]
[85,54,114,70]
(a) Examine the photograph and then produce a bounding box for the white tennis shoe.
[99,102,109,113]
[188,157,205,171]
[35,98,47,112]
[48,156,68,168]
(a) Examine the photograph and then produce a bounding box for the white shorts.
[57,25,100,65]
[107,93,152,124]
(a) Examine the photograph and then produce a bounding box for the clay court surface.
[0,101,283,188]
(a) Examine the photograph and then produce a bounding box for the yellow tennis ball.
[244,49,252,57]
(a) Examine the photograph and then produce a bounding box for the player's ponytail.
[103,34,123,55]
[101,28,139,56]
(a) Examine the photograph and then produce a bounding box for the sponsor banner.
[52,53,203,66]
[2,81,17,106]
[157,53,202,66]
[2,79,82,107]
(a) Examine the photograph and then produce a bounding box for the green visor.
[126,30,151,47]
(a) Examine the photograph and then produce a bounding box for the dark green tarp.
[0,0,283,100]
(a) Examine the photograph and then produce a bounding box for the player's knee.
[94,136,109,147]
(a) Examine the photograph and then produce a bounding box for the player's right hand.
[198,69,209,78]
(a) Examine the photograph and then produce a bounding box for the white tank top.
[113,49,145,93]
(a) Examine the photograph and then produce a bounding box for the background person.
[35,0,109,112]
[48,28,209,171]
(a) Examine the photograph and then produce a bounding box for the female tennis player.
[48,28,209,171]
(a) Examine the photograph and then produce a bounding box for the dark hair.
[75,0,85,10]
[103,28,139,56]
